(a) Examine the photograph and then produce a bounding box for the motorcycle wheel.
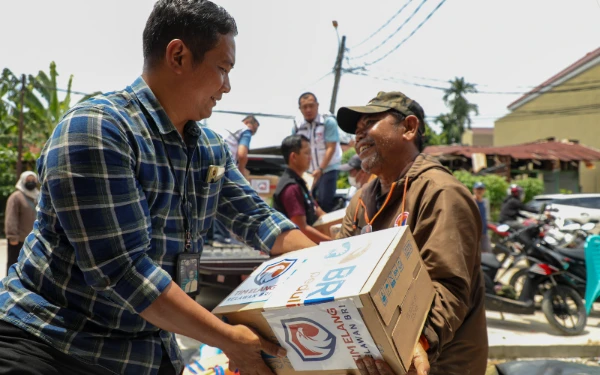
[541,284,587,336]
[509,268,529,297]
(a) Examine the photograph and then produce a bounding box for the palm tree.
[440,77,479,143]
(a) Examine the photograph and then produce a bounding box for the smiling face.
[354,112,404,175]
[179,33,236,121]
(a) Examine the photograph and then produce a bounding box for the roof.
[423,139,600,162]
[508,47,600,110]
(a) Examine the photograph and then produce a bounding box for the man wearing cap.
[340,154,375,200]
[473,182,492,253]
[336,92,488,375]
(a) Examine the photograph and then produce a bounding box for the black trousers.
[0,320,179,375]
[6,242,22,274]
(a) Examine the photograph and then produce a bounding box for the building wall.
[462,129,494,146]
[494,63,600,193]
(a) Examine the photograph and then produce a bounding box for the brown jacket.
[339,154,488,375]
[4,190,37,243]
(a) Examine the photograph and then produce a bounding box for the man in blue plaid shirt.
[0,1,315,374]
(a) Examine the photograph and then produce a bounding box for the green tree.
[422,121,442,148]
[337,148,357,189]
[436,77,479,144]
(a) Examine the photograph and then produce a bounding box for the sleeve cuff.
[253,210,298,253]
[422,323,440,363]
[111,256,173,314]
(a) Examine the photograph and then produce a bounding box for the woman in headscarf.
[4,171,39,272]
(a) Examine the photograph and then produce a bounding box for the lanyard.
[353,176,409,233]
[135,96,198,252]
[157,130,197,251]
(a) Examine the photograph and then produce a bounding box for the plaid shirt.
[0,77,295,375]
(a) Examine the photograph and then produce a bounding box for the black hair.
[388,103,426,152]
[242,115,259,127]
[298,92,318,106]
[281,135,309,164]
[143,0,238,68]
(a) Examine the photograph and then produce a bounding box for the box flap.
[313,208,346,227]
[391,261,435,371]
[264,228,402,309]
[213,247,316,310]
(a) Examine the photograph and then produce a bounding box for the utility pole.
[330,22,346,115]
[16,74,25,180]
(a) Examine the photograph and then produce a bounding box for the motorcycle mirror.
[497,224,510,232]
[563,223,581,231]
[582,222,596,231]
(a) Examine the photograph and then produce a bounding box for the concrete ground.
[487,307,600,359]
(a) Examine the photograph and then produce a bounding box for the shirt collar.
[296,113,326,127]
[129,76,178,135]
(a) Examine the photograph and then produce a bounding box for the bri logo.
[324,241,351,259]
[282,318,336,361]
[254,259,297,285]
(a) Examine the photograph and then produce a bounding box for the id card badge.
[176,252,200,297]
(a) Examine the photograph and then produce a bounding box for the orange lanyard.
[353,176,409,231]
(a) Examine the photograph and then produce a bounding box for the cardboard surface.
[213,227,434,374]
[247,174,279,203]
[313,209,346,236]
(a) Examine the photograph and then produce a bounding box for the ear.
[402,115,419,142]
[165,39,190,74]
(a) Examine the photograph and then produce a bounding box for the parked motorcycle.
[482,224,588,335]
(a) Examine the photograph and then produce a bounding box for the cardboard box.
[312,208,346,236]
[213,227,435,374]
[247,175,280,204]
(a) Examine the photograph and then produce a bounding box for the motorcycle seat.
[481,253,501,269]
[556,246,586,261]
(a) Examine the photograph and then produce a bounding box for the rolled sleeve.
[112,256,172,313]
[238,129,252,149]
[215,148,296,253]
[45,107,169,314]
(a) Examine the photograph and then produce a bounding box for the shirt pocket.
[195,179,223,235]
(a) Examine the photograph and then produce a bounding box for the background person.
[473,181,492,253]
[4,171,39,273]
[292,92,342,212]
[273,135,331,244]
[499,184,528,227]
[224,115,259,178]
[340,154,374,200]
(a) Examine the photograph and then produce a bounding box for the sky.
[1,0,599,149]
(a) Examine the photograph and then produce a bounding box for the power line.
[362,66,600,89]
[351,71,600,95]
[350,0,429,60]
[350,0,416,49]
[357,0,447,67]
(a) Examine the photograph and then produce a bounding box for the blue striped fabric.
[0,77,295,375]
